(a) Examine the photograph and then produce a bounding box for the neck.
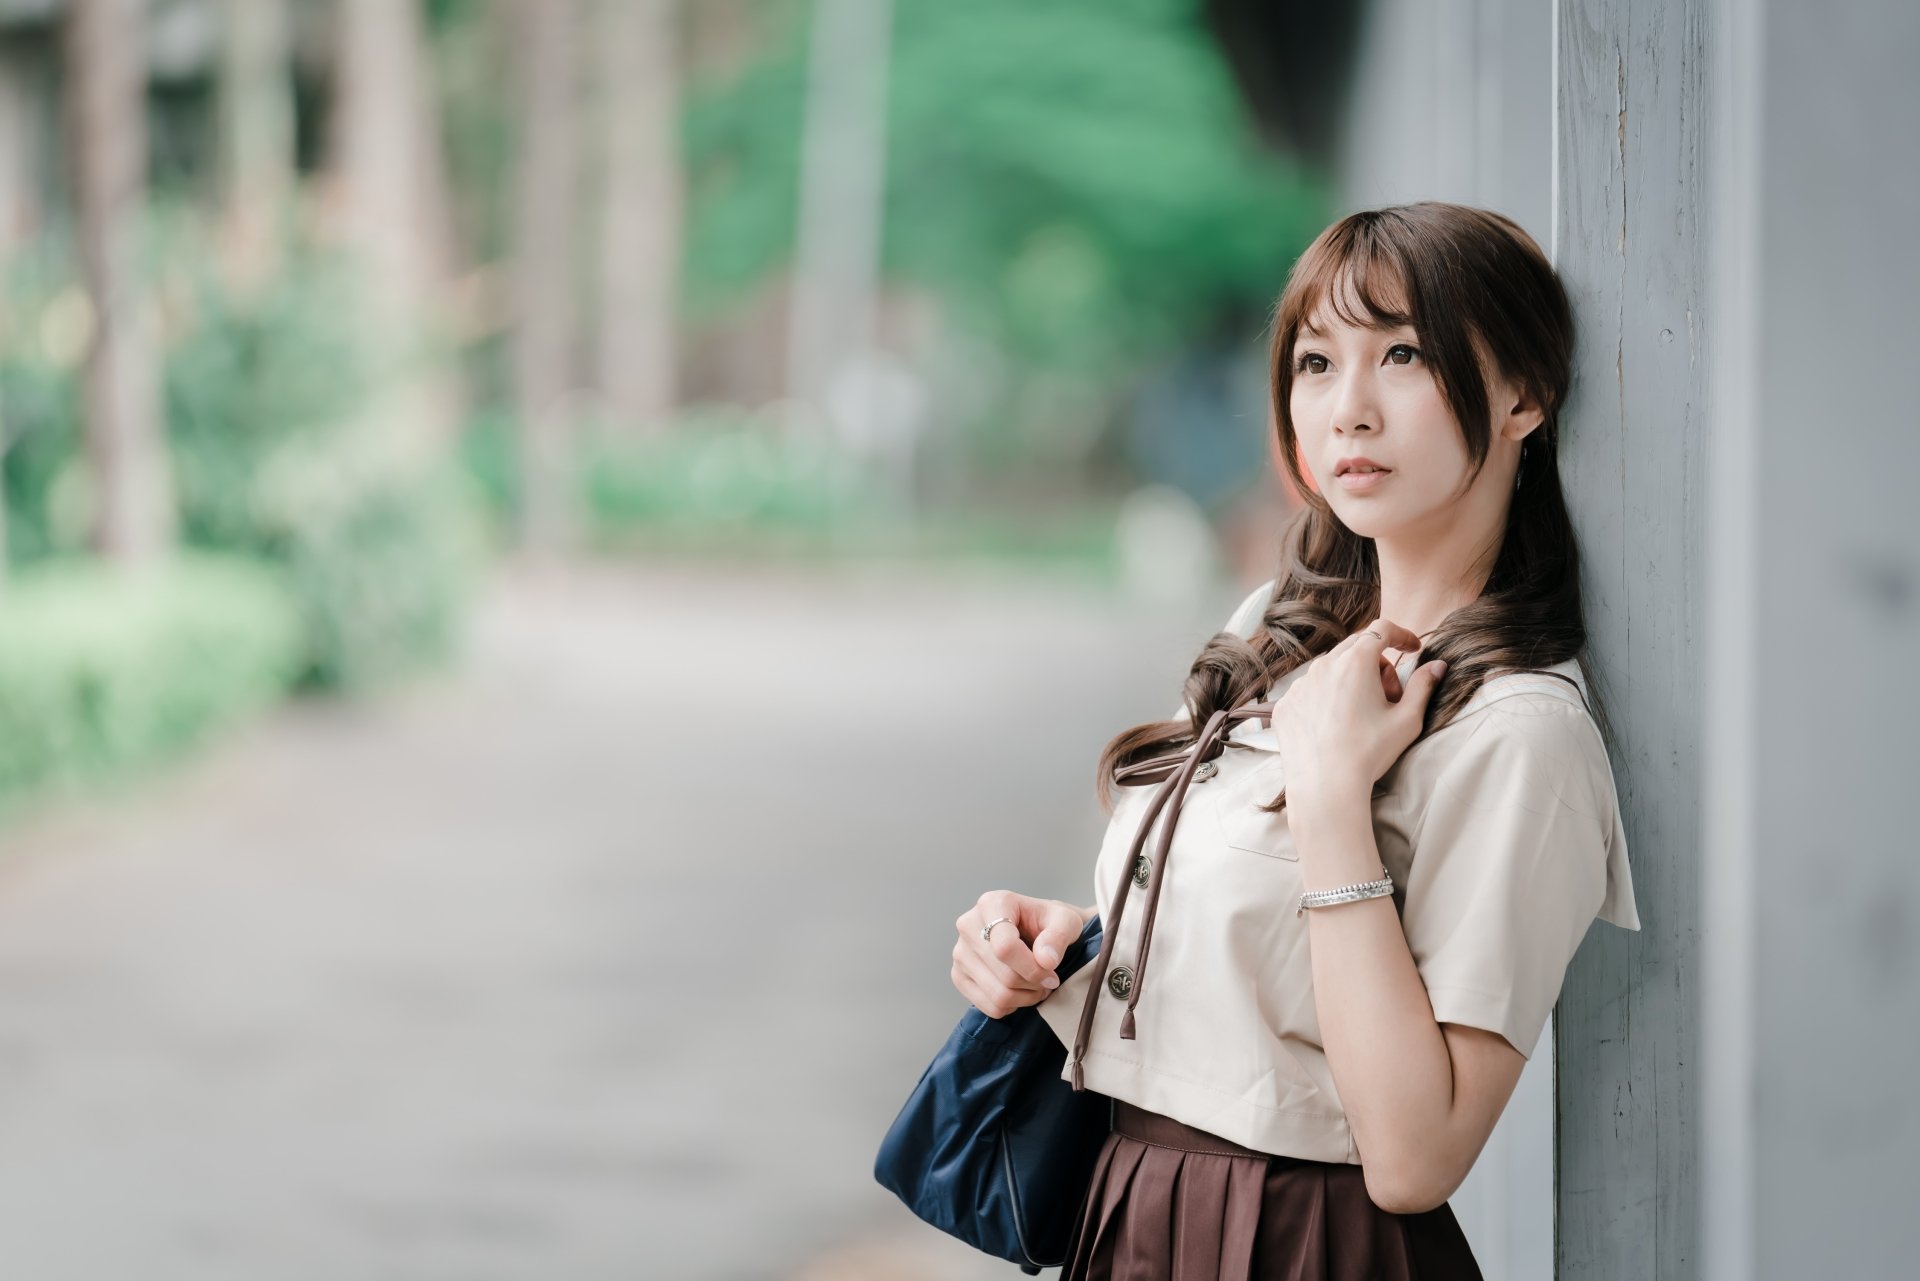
[1369,510,1505,644]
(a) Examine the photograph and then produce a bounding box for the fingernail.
[1042,974,1059,990]
[1035,947,1060,967]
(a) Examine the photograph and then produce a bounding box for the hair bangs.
[1276,219,1417,344]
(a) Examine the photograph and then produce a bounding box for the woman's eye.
[1293,345,1418,375]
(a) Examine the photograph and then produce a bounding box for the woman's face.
[1286,292,1499,543]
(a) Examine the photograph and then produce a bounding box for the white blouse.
[1034,580,1641,1162]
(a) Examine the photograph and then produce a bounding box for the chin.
[1328,505,1395,540]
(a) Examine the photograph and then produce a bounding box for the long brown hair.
[1095,201,1609,814]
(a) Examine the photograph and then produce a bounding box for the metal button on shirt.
[1066,700,1273,1090]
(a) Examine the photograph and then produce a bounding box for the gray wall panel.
[1553,0,1708,1276]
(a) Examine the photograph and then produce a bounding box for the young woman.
[949,202,1642,1281]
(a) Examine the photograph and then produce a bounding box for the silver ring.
[1361,629,1383,640]
[981,916,1016,943]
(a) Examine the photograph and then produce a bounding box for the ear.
[1496,379,1546,443]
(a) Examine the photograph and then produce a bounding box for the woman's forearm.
[1287,789,1459,1211]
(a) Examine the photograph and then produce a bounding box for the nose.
[1327,364,1380,437]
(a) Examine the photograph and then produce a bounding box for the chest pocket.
[1208,752,1396,861]
[1209,755,1297,860]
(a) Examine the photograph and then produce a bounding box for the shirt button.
[1192,760,1218,782]
[1132,855,1151,888]
[1107,966,1134,999]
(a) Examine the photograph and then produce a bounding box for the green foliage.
[579,405,884,539]
[0,356,81,561]
[456,404,519,524]
[0,554,303,804]
[429,0,516,267]
[684,0,1332,364]
[249,426,486,692]
[570,405,1120,570]
[159,242,484,692]
[0,244,87,561]
[163,249,399,547]
[2,226,480,695]
[682,9,812,313]
[681,0,1332,485]
[883,1,1327,367]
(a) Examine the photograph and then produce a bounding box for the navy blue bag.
[873,914,1112,1274]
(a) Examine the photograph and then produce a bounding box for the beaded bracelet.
[1297,866,1395,918]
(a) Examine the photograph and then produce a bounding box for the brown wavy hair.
[1094,201,1609,815]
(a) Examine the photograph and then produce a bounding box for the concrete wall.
[1701,1,1920,1278]
[1550,0,1707,1275]
[1335,0,1554,246]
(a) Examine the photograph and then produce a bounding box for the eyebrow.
[1296,318,1413,342]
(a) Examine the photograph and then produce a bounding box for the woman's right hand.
[951,891,1089,1019]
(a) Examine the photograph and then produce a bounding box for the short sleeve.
[1400,695,1628,1060]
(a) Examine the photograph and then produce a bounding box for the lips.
[1332,457,1392,494]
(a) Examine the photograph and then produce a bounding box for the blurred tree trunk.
[218,0,294,294]
[0,36,35,259]
[0,41,27,577]
[594,0,681,434]
[510,0,577,552]
[784,0,890,424]
[64,0,174,565]
[330,0,455,303]
[328,0,462,453]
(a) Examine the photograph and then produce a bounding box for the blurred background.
[0,0,1908,1278]
[0,1,1329,1276]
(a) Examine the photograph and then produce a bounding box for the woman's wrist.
[1287,782,1388,894]
[1287,773,1374,823]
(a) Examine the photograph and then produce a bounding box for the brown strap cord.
[1068,698,1275,1091]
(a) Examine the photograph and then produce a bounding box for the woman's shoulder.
[1397,658,1607,780]
[1399,654,1642,931]
[1394,656,1617,814]
[1460,655,1594,717]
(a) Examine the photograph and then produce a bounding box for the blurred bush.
[247,424,483,691]
[163,247,384,547]
[0,554,302,804]
[163,245,483,691]
[579,405,877,539]
[0,246,87,562]
[554,405,1119,571]
[2,230,482,694]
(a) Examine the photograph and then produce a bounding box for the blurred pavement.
[0,560,1242,1280]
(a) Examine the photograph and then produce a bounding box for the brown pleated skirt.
[1059,1100,1484,1281]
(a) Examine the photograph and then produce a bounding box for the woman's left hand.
[1270,618,1449,810]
